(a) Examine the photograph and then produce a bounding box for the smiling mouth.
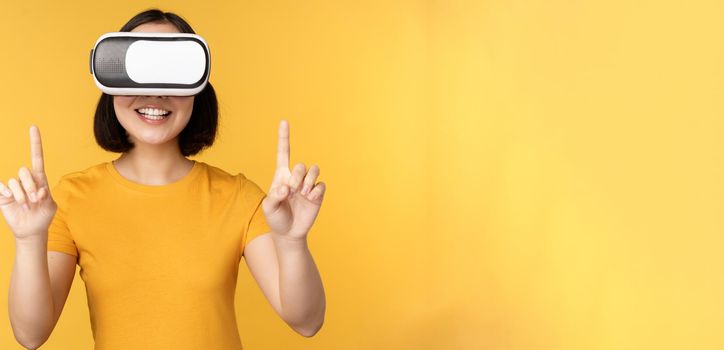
[134,108,172,120]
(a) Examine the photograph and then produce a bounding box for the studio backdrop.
[1,1,723,349]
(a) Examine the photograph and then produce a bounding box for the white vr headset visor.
[90,32,211,96]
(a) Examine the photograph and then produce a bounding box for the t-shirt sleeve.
[47,177,79,260]
[239,175,272,257]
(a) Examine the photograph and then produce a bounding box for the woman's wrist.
[271,231,309,250]
[15,234,48,251]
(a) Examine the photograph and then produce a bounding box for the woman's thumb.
[263,184,288,212]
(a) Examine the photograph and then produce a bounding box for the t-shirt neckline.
[105,160,203,194]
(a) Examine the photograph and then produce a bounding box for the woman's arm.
[9,237,55,349]
[246,119,327,336]
[243,232,325,337]
[4,126,76,349]
[9,241,77,349]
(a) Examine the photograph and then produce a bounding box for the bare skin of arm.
[244,232,325,337]
[242,120,327,337]
[9,243,76,349]
[3,126,76,349]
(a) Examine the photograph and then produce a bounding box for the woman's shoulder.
[52,160,264,192]
[201,161,264,191]
[48,162,109,204]
[54,162,108,187]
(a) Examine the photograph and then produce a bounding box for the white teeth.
[137,108,170,116]
[141,114,166,120]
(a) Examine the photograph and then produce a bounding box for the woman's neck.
[112,141,194,186]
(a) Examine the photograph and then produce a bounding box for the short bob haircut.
[93,9,218,157]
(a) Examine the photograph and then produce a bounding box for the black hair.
[93,9,218,157]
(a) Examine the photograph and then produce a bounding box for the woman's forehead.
[131,22,180,33]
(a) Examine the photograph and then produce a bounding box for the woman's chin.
[130,134,177,146]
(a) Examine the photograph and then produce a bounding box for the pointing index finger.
[30,125,45,174]
[276,120,290,171]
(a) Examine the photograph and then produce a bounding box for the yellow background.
[1,0,722,349]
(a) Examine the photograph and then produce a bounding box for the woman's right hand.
[0,125,57,242]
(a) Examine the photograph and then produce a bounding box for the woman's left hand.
[261,120,326,241]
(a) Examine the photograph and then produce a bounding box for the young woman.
[3,9,326,350]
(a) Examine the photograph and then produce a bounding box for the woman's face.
[112,22,194,148]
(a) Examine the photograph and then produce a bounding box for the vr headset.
[90,32,211,96]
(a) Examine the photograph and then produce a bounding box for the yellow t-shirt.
[47,160,272,350]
